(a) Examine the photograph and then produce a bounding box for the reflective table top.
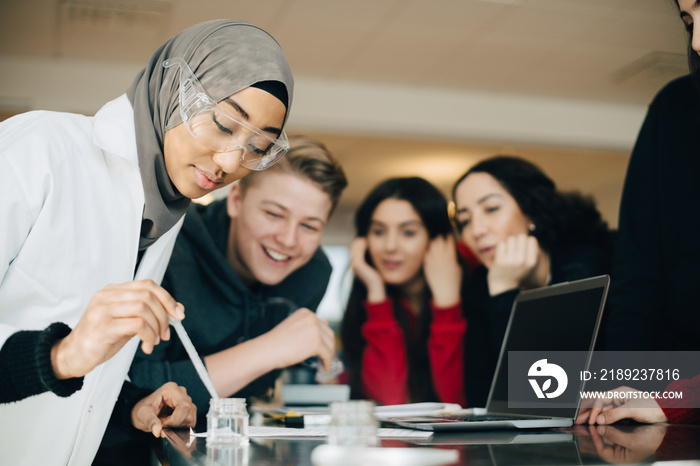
[155,423,700,466]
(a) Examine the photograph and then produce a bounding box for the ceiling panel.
[395,0,508,30]
[274,0,400,78]
[56,0,173,61]
[622,0,679,15]
[0,0,58,55]
[585,8,682,51]
[525,0,623,16]
[169,0,287,35]
[0,0,687,103]
[486,6,600,43]
[0,0,689,235]
[546,42,649,76]
[341,26,469,84]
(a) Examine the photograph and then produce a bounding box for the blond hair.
[239,135,348,213]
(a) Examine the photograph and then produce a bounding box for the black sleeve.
[0,322,83,403]
[603,91,666,350]
[109,380,153,432]
[462,271,512,407]
[462,267,520,359]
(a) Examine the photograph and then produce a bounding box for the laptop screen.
[486,276,609,418]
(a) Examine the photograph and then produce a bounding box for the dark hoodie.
[128,199,332,412]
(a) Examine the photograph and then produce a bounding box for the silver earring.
[529,223,536,232]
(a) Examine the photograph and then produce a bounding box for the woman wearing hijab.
[0,20,293,465]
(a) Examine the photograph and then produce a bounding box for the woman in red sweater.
[340,177,466,406]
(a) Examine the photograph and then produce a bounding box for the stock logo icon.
[528,359,568,399]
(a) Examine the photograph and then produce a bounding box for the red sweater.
[657,374,700,425]
[359,298,467,406]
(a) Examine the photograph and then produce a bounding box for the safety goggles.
[163,57,289,171]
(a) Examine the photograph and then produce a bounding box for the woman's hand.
[423,235,462,308]
[261,308,336,371]
[486,233,541,295]
[51,279,185,379]
[131,382,197,438]
[350,237,386,303]
[576,386,668,425]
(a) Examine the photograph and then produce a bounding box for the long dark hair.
[672,0,700,86]
[340,177,454,402]
[452,156,611,254]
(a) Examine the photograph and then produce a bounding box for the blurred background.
[0,0,688,319]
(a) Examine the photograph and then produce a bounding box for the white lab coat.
[0,95,183,466]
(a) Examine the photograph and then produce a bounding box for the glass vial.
[327,400,378,447]
[206,398,249,445]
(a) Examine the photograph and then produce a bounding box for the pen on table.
[285,414,332,428]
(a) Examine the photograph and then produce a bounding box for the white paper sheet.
[254,402,464,418]
[188,427,432,439]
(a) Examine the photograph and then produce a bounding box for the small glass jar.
[327,400,378,447]
[206,398,249,445]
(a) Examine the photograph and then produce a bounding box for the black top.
[129,199,332,412]
[604,75,700,351]
[0,322,84,402]
[463,242,612,407]
[0,321,150,437]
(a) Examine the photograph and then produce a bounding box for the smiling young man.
[128,136,347,413]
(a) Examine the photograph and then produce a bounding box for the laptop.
[387,275,610,432]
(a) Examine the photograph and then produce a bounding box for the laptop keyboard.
[442,414,531,422]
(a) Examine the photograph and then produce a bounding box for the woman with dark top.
[577,0,700,426]
[602,2,700,354]
[0,20,294,465]
[452,155,614,406]
[340,177,467,406]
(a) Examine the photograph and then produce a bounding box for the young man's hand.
[131,382,197,437]
[264,308,336,371]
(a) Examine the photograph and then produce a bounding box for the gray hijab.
[126,20,294,250]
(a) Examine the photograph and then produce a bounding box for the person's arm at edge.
[657,374,700,425]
